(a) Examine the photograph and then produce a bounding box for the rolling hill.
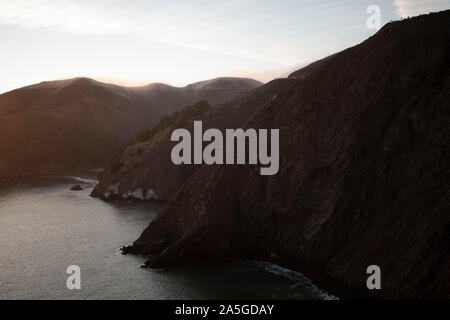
[0,77,262,177]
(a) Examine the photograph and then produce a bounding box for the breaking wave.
[255,261,339,300]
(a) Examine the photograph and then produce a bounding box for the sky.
[0,0,449,93]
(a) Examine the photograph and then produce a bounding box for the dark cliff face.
[0,77,262,178]
[91,78,296,201]
[124,11,450,299]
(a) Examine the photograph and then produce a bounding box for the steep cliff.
[92,78,295,201]
[123,11,450,299]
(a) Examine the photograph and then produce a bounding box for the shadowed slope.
[91,77,295,201]
[0,77,262,177]
[125,11,450,299]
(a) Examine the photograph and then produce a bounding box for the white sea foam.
[119,188,158,201]
[62,176,98,184]
[40,175,98,184]
[254,261,339,300]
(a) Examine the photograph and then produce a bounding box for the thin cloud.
[393,0,450,18]
[0,0,370,66]
[0,0,285,64]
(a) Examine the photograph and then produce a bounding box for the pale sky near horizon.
[1,0,449,94]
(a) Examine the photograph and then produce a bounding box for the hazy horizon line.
[0,68,303,95]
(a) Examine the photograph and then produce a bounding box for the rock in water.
[70,185,83,191]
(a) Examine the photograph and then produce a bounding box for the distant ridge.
[0,77,262,177]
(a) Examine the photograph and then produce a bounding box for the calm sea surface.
[0,176,335,300]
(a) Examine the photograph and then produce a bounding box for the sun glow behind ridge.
[0,0,449,93]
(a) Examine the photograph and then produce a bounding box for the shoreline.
[263,257,376,300]
[124,242,375,300]
[0,173,383,300]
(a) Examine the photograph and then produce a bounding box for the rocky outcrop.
[123,11,450,299]
[0,77,261,178]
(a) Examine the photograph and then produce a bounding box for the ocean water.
[0,176,336,300]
